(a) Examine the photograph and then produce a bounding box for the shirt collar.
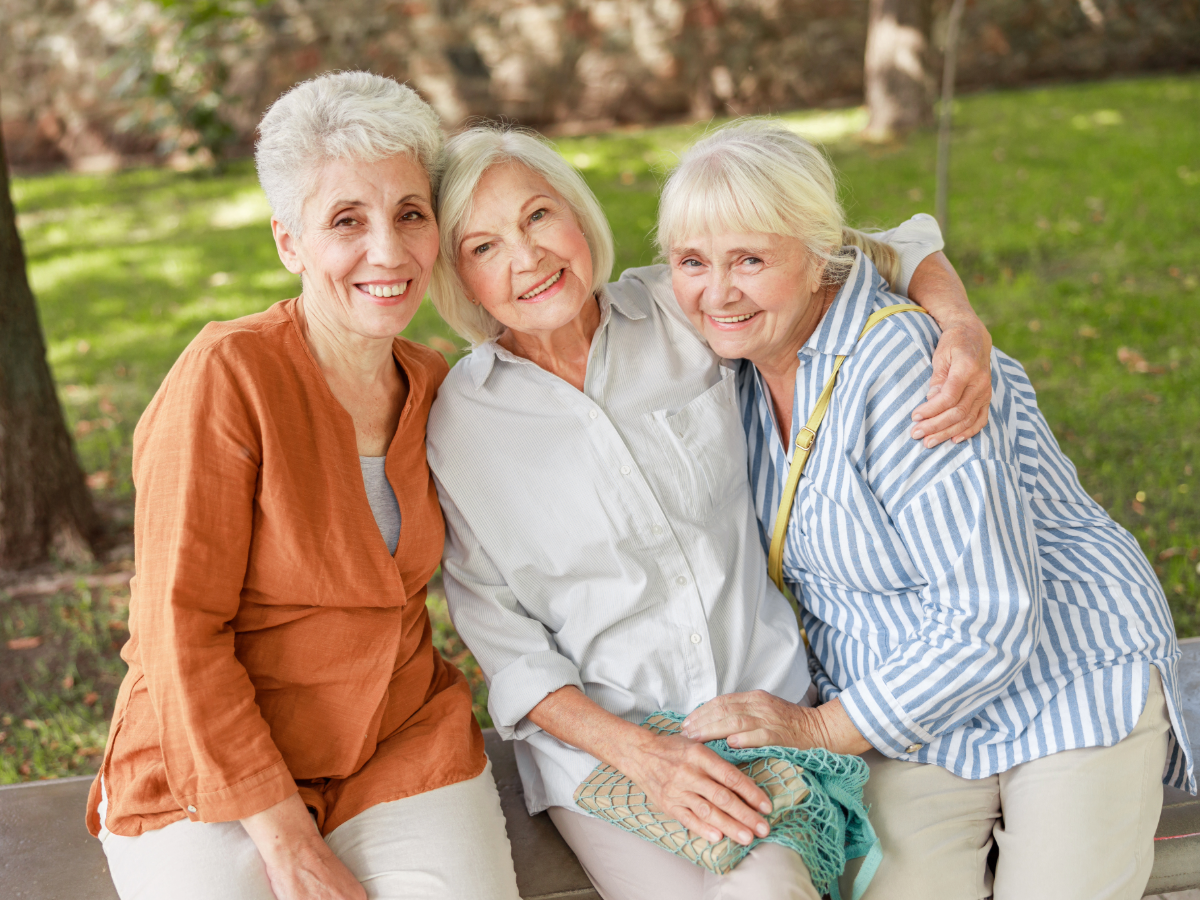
[466,286,643,390]
[802,248,886,358]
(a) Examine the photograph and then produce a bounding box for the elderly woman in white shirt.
[425,126,989,900]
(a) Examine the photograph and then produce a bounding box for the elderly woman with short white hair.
[669,122,1195,900]
[425,124,992,900]
[86,72,519,900]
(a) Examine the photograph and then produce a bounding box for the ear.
[271,218,306,276]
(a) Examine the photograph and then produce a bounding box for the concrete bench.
[3,637,1199,898]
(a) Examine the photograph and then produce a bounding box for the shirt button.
[620,465,631,475]
[589,409,598,419]
[905,743,922,754]
[651,524,663,535]
[187,805,197,813]
[676,575,688,586]
[690,633,702,644]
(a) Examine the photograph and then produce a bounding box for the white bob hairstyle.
[656,120,899,287]
[429,125,615,346]
[255,71,444,236]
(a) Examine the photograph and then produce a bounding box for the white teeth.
[519,269,562,300]
[365,283,408,298]
[711,312,756,323]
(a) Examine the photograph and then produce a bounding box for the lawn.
[2,74,1198,782]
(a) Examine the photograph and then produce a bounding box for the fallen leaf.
[1142,393,1161,404]
[86,471,112,490]
[7,636,43,650]
[62,675,74,690]
[83,692,100,706]
[1117,347,1166,374]
[1078,325,1098,338]
[22,719,39,729]
[1158,548,1184,561]
[1132,499,1145,515]
[18,763,31,776]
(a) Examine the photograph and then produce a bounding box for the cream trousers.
[98,760,520,900]
[840,667,1172,900]
[548,805,821,900]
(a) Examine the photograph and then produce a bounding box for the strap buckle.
[795,426,817,451]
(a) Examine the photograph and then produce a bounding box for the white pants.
[840,667,1173,900]
[548,805,821,900]
[99,760,520,900]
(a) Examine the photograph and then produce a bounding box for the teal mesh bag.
[573,711,881,900]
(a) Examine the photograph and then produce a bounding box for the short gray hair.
[430,125,615,346]
[657,120,898,286]
[255,71,444,235]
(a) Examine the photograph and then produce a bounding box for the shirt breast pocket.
[652,368,748,524]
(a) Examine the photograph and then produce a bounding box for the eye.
[679,258,703,268]
[400,209,425,221]
[334,216,360,228]
[530,208,547,222]
[743,256,763,266]
[473,242,492,256]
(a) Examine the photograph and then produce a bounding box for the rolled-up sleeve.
[132,347,296,822]
[436,486,585,740]
[838,456,1043,757]
[876,213,945,296]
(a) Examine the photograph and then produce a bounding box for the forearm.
[241,792,324,863]
[812,699,873,756]
[907,252,979,329]
[526,685,655,771]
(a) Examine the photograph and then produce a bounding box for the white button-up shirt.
[428,222,942,814]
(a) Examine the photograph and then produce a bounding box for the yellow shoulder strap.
[767,304,929,599]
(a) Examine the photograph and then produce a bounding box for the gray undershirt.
[359,456,401,555]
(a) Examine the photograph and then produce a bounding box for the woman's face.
[455,162,594,339]
[272,154,439,341]
[669,231,826,366]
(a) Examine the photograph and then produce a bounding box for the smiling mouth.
[709,312,758,324]
[357,282,409,299]
[518,269,564,300]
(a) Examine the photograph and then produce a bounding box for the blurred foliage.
[4,74,1197,782]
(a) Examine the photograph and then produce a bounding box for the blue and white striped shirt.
[742,249,1195,792]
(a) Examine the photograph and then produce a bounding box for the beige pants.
[840,667,1172,900]
[548,805,821,900]
[99,760,520,900]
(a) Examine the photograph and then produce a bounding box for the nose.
[510,230,545,272]
[365,219,411,270]
[704,265,738,309]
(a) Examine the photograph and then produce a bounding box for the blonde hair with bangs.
[656,121,899,287]
[431,125,615,346]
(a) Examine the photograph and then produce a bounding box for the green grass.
[3,74,1197,781]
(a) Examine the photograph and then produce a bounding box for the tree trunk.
[863,0,933,140]
[0,118,101,570]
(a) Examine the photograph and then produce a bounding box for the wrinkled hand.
[617,732,774,847]
[681,690,827,751]
[911,318,993,448]
[259,845,367,900]
[242,794,366,900]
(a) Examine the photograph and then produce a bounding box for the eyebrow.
[460,194,558,244]
[672,245,770,258]
[327,193,429,210]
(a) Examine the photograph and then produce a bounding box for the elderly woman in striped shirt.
[424,125,991,900]
[673,122,1195,900]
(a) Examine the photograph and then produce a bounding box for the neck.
[498,294,602,392]
[753,283,838,452]
[297,295,397,388]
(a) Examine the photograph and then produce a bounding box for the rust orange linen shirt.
[86,298,485,838]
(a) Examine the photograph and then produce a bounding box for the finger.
[913,365,968,423]
[913,405,970,447]
[725,728,776,751]
[952,407,989,443]
[680,789,765,845]
[682,711,755,743]
[673,803,726,844]
[703,754,772,818]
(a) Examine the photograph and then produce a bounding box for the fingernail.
[756,823,769,837]
[912,412,923,422]
[954,436,965,443]
[912,429,924,439]
[740,830,753,844]
[760,802,773,814]
[925,437,936,448]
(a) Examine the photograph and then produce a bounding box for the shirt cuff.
[487,651,585,741]
[838,669,938,759]
[181,757,297,823]
[887,213,945,296]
